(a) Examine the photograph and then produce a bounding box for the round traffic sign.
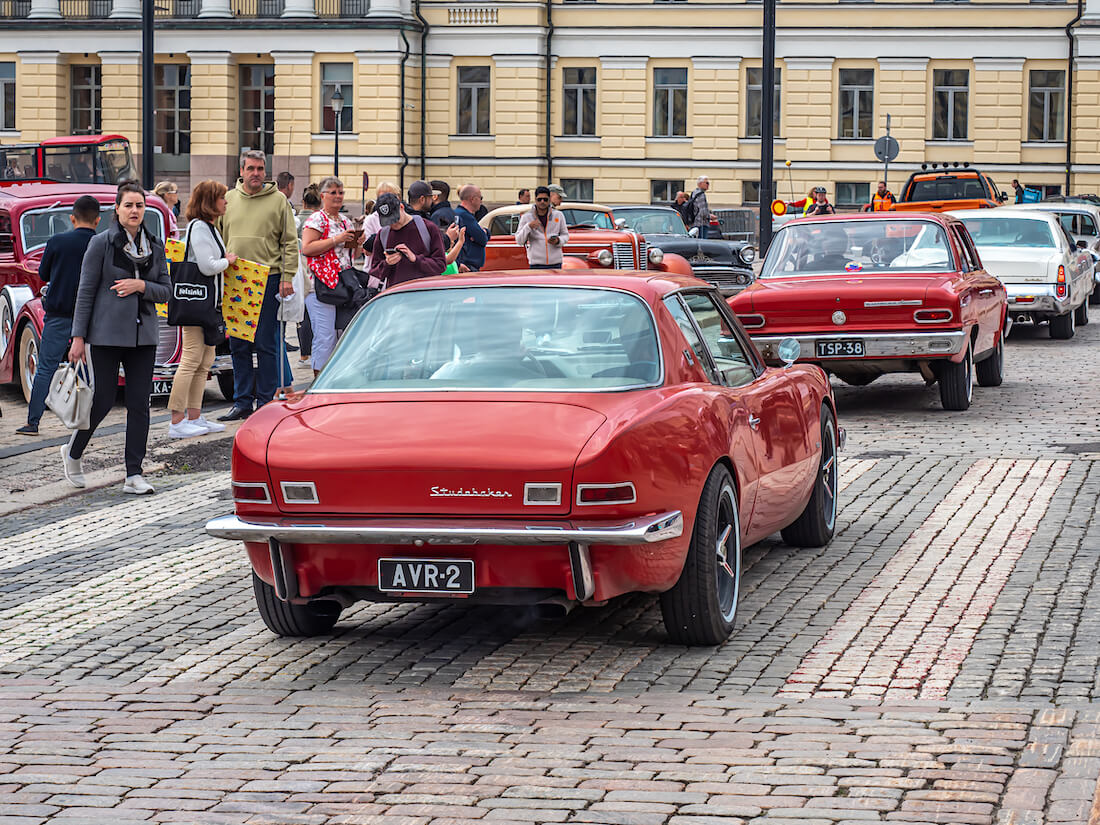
[874,136,900,162]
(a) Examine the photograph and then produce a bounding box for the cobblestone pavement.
[0,320,1098,823]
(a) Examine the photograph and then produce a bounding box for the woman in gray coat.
[64,182,171,495]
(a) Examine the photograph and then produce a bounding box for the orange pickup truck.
[891,163,1009,212]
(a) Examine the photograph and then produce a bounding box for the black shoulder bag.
[168,221,224,331]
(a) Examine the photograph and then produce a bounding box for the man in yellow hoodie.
[216,149,299,420]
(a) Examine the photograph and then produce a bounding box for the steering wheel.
[520,352,548,377]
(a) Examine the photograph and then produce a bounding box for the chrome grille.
[612,242,635,269]
[639,239,648,269]
[691,266,754,295]
[155,316,181,365]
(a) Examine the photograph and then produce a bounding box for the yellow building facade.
[1,0,1099,209]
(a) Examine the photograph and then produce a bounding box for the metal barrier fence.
[712,207,758,245]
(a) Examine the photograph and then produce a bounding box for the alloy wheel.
[714,483,740,623]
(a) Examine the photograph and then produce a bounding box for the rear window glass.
[959,217,1055,248]
[312,286,662,392]
[761,220,955,277]
[909,176,989,201]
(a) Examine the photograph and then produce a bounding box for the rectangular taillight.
[737,313,765,329]
[1056,265,1068,298]
[577,482,637,506]
[280,481,319,504]
[914,309,953,323]
[232,482,271,504]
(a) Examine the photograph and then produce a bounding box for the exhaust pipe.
[533,596,577,619]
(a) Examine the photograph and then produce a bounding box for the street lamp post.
[330,86,344,178]
[141,0,154,189]
[758,0,777,255]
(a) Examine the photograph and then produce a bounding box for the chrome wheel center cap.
[832,310,847,325]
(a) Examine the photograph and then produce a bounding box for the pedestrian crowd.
[16,149,592,495]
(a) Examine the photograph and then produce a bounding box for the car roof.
[612,205,677,211]
[0,182,123,202]
[479,202,614,227]
[39,134,128,146]
[952,207,1057,223]
[383,269,710,301]
[1010,202,1100,217]
[784,212,960,228]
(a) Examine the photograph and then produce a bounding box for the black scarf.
[109,222,158,278]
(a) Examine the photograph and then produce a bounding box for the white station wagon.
[949,208,1094,339]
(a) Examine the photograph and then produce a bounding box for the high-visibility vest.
[871,192,895,211]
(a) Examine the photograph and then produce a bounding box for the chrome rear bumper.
[751,330,967,361]
[205,510,684,546]
[1005,284,1072,315]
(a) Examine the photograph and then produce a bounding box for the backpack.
[380,214,432,253]
[683,196,699,226]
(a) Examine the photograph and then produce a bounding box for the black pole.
[141,0,154,189]
[758,0,776,255]
[334,117,340,178]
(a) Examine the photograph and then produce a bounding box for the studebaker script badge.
[691,253,714,264]
[431,486,513,498]
[832,311,847,325]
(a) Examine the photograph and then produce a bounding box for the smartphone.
[385,248,398,255]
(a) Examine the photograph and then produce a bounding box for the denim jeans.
[228,271,283,409]
[26,314,73,428]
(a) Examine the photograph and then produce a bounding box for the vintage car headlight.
[739,246,756,264]
[648,247,664,265]
[592,249,614,267]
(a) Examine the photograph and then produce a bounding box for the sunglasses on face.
[536,197,550,202]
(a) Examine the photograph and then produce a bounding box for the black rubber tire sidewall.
[781,406,839,548]
[252,571,341,637]
[939,344,973,411]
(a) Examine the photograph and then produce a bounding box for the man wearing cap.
[406,180,434,220]
[516,185,569,269]
[428,180,456,230]
[368,193,447,287]
[548,184,565,208]
[805,186,836,215]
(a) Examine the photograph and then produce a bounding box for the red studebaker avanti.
[729,213,1008,411]
[206,271,844,645]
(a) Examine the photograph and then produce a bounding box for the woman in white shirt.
[166,180,238,438]
[300,176,360,373]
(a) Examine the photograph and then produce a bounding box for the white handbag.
[46,360,94,431]
[277,257,307,324]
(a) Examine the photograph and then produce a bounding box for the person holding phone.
[367,193,446,287]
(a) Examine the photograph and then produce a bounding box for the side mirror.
[777,337,801,367]
[1077,240,1087,250]
[688,226,700,238]
[614,218,627,229]
[998,192,1009,203]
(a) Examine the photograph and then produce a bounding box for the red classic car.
[0,180,233,401]
[206,271,844,645]
[479,203,694,276]
[729,213,1008,411]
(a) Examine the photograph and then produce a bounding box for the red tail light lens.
[232,482,271,504]
[737,313,765,329]
[577,482,637,505]
[914,309,954,323]
[1056,265,1068,298]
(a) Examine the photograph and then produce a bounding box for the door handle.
[748,415,761,430]
[978,288,994,295]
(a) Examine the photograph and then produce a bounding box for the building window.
[563,67,596,136]
[321,63,353,132]
[746,67,781,137]
[0,63,14,131]
[457,66,491,135]
[742,181,760,204]
[836,182,870,208]
[838,68,874,139]
[932,69,968,141]
[651,179,683,203]
[70,66,102,136]
[154,64,190,172]
[653,67,687,137]
[1028,70,1065,142]
[561,178,593,201]
[240,64,275,155]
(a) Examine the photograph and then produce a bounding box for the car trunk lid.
[973,247,1056,284]
[266,399,607,516]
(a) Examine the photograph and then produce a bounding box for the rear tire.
[660,465,741,646]
[216,370,235,402]
[0,290,15,363]
[975,331,1004,388]
[18,325,39,404]
[1050,309,1076,339]
[1090,285,1100,306]
[252,571,342,637]
[1075,300,1089,326]
[939,343,973,411]
[781,406,839,548]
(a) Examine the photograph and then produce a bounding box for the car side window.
[1080,214,1098,236]
[680,292,758,388]
[663,296,718,383]
[951,227,978,271]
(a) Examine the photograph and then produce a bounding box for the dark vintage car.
[612,205,755,296]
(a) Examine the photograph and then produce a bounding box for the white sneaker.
[123,475,155,495]
[190,415,226,433]
[168,419,206,439]
[60,443,85,489]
